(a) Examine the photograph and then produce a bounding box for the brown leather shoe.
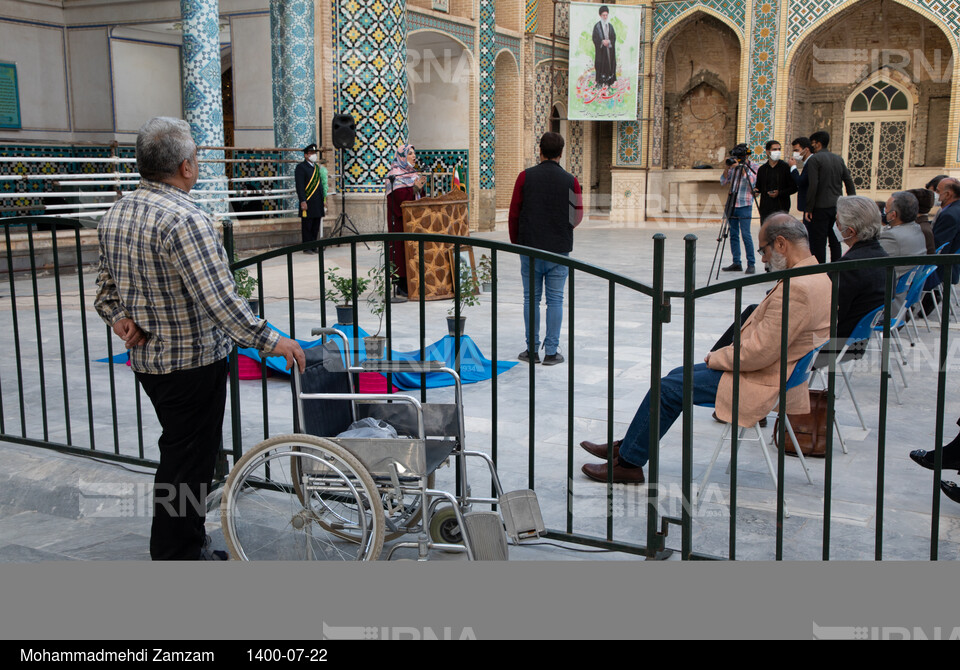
[579,439,622,461]
[581,458,646,484]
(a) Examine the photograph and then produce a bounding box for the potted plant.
[233,254,260,316]
[325,266,370,326]
[478,254,493,292]
[447,261,480,337]
[363,256,398,360]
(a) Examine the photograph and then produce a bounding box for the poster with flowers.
[567,2,641,121]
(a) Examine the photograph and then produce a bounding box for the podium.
[400,190,470,301]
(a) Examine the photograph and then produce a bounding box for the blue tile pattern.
[334,0,408,193]
[180,0,227,215]
[479,0,495,189]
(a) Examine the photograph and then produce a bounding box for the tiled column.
[269,0,286,146]
[476,0,496,227]
[270,0,315,210]
[745,0,780,156]
[180,0,227,214]
[334,0,407,193]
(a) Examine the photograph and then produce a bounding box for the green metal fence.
[2,217,958,560]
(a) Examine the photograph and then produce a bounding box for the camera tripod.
[708,159,759,286]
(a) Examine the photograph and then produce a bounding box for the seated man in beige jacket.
[580,213,832,483]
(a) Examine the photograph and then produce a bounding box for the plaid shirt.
[721,161,760,209]
[95,179,280,375]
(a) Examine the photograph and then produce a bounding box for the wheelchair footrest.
[499,489,545,542]
[461,512,509,561]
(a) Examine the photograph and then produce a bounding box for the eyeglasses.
[757,242,771,255]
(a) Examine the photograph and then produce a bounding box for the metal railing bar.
[876,266,895,561]
[26,224,50,441]
[681,234,697,559]
[50,227,72,445]
[605,279,615,541]
[74,225,96,451]
[647,234,665,557]
[775,276,791,560]
[4,224,26,437]
[730,286,742,561]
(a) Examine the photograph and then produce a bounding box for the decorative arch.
[784,0,959,61]
[494,49,521,208]
[406,28,475,57]
[779,0,960,166]
[650,9,745,167]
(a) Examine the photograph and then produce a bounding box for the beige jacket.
[708,256,832,427]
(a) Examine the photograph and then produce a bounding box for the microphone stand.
[330,146,367,248]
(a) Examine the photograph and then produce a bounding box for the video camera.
[724,143,751,167]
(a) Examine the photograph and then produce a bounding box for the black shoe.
[542,353,564,366]
[722,263,743,272]
[518,350,540,364]
[396,287,408,298]
[941,480,960,504]
[199,547,229,561]
[910,449,960,472]
[745,265,756,275]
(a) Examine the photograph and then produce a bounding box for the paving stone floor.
[1,222,958,561]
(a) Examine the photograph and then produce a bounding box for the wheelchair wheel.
[292,453,434,543]
[221,434,384,561]
[429,505,464,546]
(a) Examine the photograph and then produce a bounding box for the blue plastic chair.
[696,345,823,517]
[813,305,883,434]
[921,242,955,326]
[873,265,936,389]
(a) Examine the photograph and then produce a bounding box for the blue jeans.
[520,255,569,356]
[619,363,723,467]
[728,205,755,266]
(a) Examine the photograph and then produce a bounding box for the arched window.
[844,79,912,196]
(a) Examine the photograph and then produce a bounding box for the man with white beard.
[579,213,831,484]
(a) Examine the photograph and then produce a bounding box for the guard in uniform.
[294,143,327,253]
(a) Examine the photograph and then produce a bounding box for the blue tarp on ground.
[239,323,518,390]
[98,322,517,390]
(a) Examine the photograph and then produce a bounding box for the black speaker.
[332,113,357,150]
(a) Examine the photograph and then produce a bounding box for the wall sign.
[0,63,21,129]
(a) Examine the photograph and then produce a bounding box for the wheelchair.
[220,328,544,561]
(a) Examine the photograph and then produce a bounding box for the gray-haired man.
[96,117,304,560]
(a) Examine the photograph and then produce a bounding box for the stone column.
[180,0,227,214]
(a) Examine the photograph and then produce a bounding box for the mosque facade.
[0,0,956,228]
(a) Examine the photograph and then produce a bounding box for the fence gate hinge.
[661,295,672,323]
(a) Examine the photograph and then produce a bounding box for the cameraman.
[720,143,761,274]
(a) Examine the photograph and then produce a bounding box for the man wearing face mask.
[295,143,327,254]
[879,191,926,280]
[788,137,812,216]
[755,140,797,223]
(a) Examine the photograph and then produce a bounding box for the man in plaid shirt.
[96,117,304,560]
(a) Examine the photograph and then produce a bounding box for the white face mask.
[792,152,802,161]
[934,192,941,207]
[307,153,318,163]
[770,151,782,161]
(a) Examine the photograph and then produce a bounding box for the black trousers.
[807,207,842,264]
[136,359,228,560]
[301,216,322,244]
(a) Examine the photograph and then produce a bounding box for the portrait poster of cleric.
[567,2,642,121]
